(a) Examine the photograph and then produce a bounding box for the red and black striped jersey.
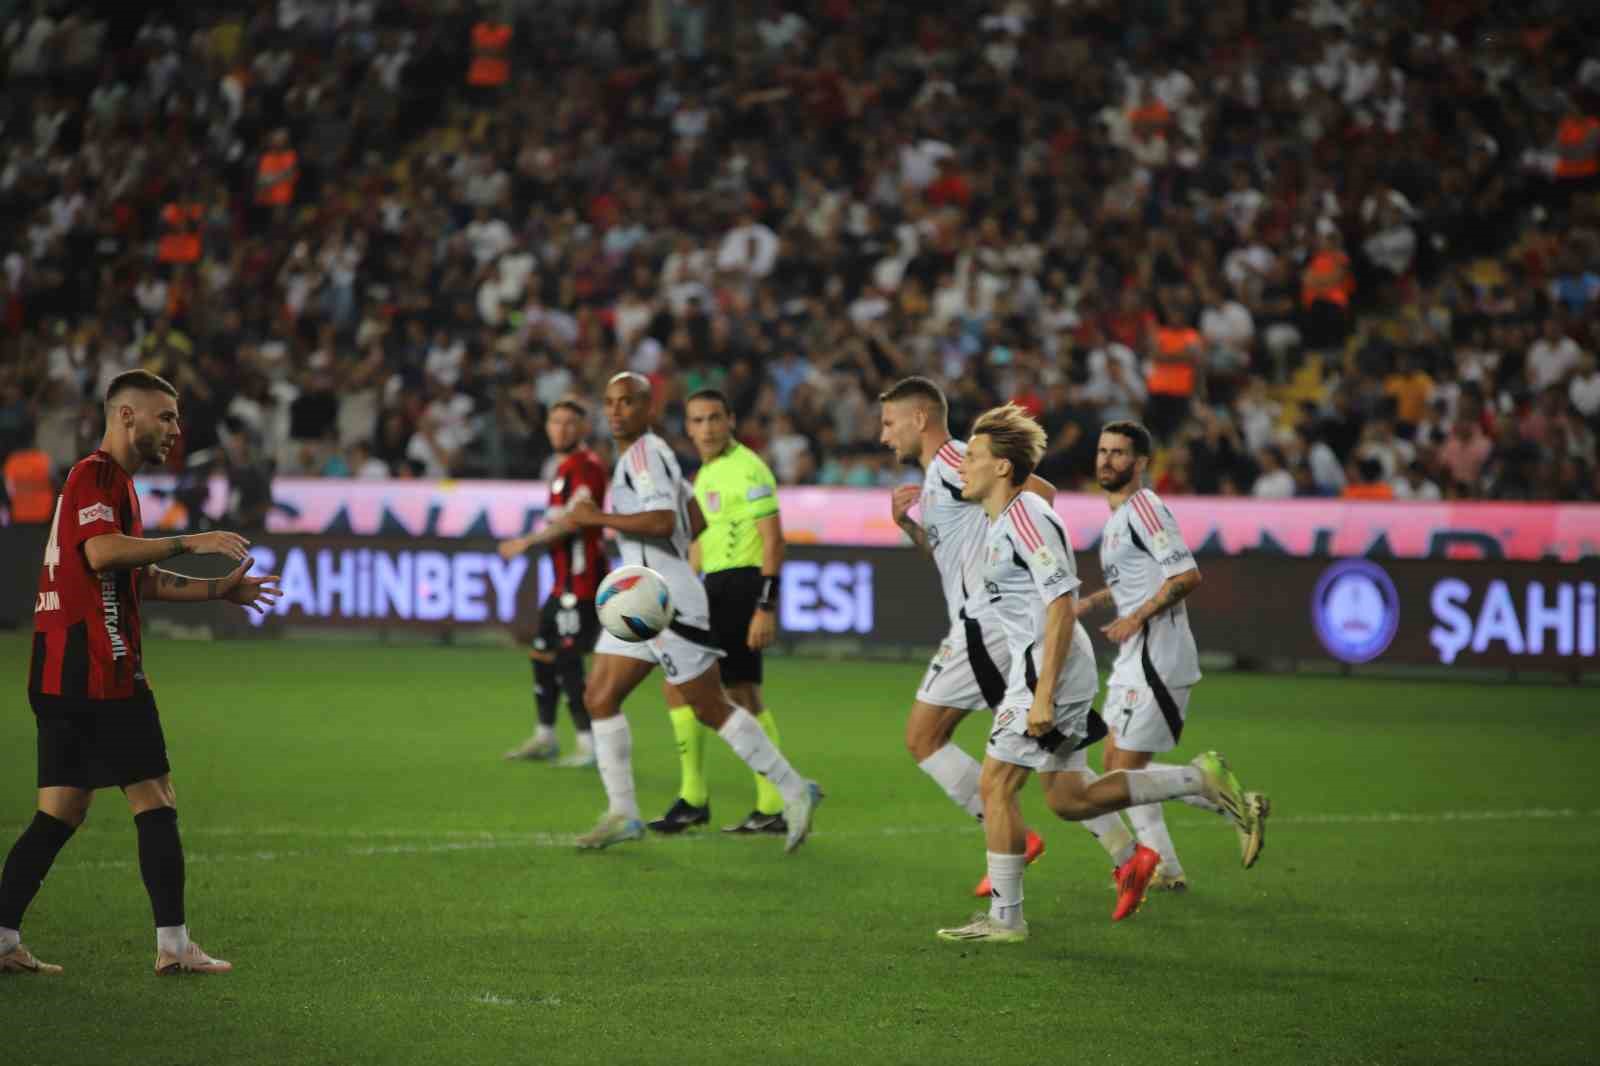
[29,450,148,701]
[548,447,610,600]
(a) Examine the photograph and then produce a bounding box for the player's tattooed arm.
[890,485,931,556]
[1078,588,1115,614]
[1136,568,1202,623]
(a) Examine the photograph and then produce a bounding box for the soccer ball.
[595,565,675,642]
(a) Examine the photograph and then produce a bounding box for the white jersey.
[919,438,990,628]
[1098,487,1201,689]
[609,432,699,601]
[980,491,1098,709]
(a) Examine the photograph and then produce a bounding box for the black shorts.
[534,593,600,657]
[705,567,766,685]
[29,689,171,791]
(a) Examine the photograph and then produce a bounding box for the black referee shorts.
[705,567,766,685]
[29,688,172,791]
[533,593,601,658]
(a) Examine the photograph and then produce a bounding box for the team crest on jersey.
[926,523,941,549]
[1124,687,1140,706]
[1031,546,1058,572]
[706,490,721,513]
[936,643,954,663]
[552,477,567,495]
[1151,527,1173,554]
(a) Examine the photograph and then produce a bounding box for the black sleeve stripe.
[940,477,964,502]
[1039,511,1070,554]
[1127,522,1153,558]
[622,471,634,493]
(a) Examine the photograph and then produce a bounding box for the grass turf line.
[0,635,1594,1066]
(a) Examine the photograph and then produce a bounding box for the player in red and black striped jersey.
[0,371,282,978]
[496,399,610,767]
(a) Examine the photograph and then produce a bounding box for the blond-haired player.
[934,405,1259,944]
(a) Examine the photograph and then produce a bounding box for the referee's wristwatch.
[756,575,779,612]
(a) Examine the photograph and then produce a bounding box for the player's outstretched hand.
[185,530,251,561]
[220,558,283,614]
[747,609,776,651]
[890,484,920,525]
[1101,615,1142,643]
[497,535,531,561]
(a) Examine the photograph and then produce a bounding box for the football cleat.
[783,781,824,854]
[0,943,61,975]
[1108,862,1189,893]
[974,829,1046,897]
[155,942,232,976]
[554,749,597,769]
[1112,844,1162,922]
[936,912,1028,944]
[575,813,646,850]
[721,810,788,834]
[647,797,711,835]
[503,735,559,761]
[1190,751,1251,830]
[1240,792,1269,869]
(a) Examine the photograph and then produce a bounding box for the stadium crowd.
[3,0,1600,524]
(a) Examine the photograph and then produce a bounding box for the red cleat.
[972,830,1047,897]
[1112,844,1162,922]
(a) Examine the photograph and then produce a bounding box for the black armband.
[757,576,779,611]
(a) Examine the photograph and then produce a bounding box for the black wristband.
[757,576,778,610]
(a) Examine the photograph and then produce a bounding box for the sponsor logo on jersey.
[1043,568,1068,587]
[78,502,114,526]
[1311,559,1400,664]
[746,485,773,501]
[35,591,60,613]
[706,490,721,513]
[100,571,127,659]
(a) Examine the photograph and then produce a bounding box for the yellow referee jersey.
[693,442,779,573]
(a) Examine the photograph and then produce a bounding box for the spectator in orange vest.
[1144,320,1201,440]
[468,16,512,105]
[2,443,55,523]
[157,201,203,265]
[1300,226,1353,350]
[255,129,299,210]
[1342,457,1396,500]
[1553,110,1600,181]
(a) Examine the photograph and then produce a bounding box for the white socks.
[591,716,639,820]
[1082,812,1137,866]
[985,851,1026,926]
[0,926,18,954]
[918,744,985,820]
[1126,803,1182,876]
[157,924,189,957]
[1125,765,1204,806]
[1156,762,1224,814]
[718,707,805,805]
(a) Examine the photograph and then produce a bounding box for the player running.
[650,388,790,836]
[498,399,610,768]
[933,405,1259,943]
[879,377,1062,895]
[560,373,822,853]
[1,370,281,976]
[1077,421,1269,884]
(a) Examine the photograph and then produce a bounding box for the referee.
[649,388,789,836]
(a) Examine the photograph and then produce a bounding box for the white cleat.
[555,750,596,769]
[575,813,645,850]
[155,942,232,976]
[783,781,824,854]
[936,912,1028,944]
[504,735,560,761]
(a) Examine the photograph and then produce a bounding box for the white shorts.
[593,578,724,684]
[1103,682,1192,753]
[915,616,1012,711]
[986,698,1096,773]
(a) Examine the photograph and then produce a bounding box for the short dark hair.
[878,376,948,423]
[685,388,731,414]
[549,398,589,420]
[1100,420,1152,458]
[105,369,178,405]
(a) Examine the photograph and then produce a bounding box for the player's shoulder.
[1126,487,1172,533]
[931,437,965,474]
[64,450,124,494]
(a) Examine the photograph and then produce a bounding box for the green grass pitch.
[1,633,1596,1066]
